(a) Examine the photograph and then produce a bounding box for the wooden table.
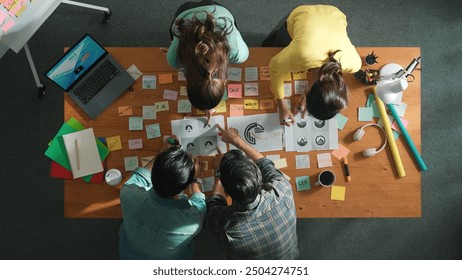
[63,47,421,218]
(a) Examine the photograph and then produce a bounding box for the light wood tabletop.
[63,47,421,218]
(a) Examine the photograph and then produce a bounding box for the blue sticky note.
[358,107,373,121]
[146,123,161,139]
[296,176,311,191]
[366,93,375,107]
[129,117,143,130]
[371,102,380,118]
[337,113,348,130]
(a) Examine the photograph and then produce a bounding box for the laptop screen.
[45,34,107,91]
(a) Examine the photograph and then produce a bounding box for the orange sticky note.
[259,66,270,80]
[158,73,173,84]
[259,99,275,110]
[331,143,350,160]
[331,186,346,201]
[118,106,133,116]
[229,104,244,117]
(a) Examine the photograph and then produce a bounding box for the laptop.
[44,34,135,119]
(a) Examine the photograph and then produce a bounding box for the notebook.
[44,33,135,119]
[62,128,103,179]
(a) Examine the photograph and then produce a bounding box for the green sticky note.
[296,176,311,191]
[371,102,380,118]
[365,93,375,107]
[358,107,373,121]
[337,113,348,130]
[146,123,161,139]
[129,117,143,130]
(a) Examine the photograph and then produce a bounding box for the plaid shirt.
[205,158,299,259]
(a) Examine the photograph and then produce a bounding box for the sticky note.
[366,93,375,107]
[229,104,244,117]
[106,136,122,151]
[393,103,408,117]
[141,156,155,167]
[227,67,242,82]
[128,139,143,150]
[215,100,227,113]
[155,101,169,112]
[228,83,242,98]
[118,106,133,116]
[158,73,173,84]
[146,123,161,139]
[273,158,288,169]
[391,117,409,133]
[15,5,26,17]
[0,11,7,25]
[377,114,394,128]
[142,75,156,89]
[282,72,292,81]
[126,64,142,80]
[245,66,259,81]
[201,177,214,192]
[124,156,139,171]
[317,153,332,168]
[180,86,187,96]
[129,117,143,130]
[2,19,15,33]
[259,66,271,80]
[296,154,310,169]
[244,99,258,109]
[163,89,178,100]
[284,83,292,97]
[178,71,186,81]
[358,107,373,121]
[331,144,350,160]
[296,176,311,191]
[337,113,348,130]
[294,80,308,95]
[331,186,346,201]
[244,82,259,96]
[259,99,275,110]
[371,102,380,118]
[142,106,157,120]
[178,99,192,113]
[292,71,307,80]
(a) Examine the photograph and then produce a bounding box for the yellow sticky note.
[155,101,169,112]
[229,104,244,117]
[118,106,133,116]
[259,99,275,110]
[283,72,292,82]
[180,86,187,96]
[141,156,155,167]
[292,70,307,80]
[106,136,122,151]
[244,99,258,109]
[331,186,346,201]
[273,158,288,169]
[158,73,173,84]
[215,100,227,113]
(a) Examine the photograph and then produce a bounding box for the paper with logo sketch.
[171,115,226,156]
[62,128,103,179]
[284,113,338,152]
[227,113,283,152]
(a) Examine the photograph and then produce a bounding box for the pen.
[167,137,181,147]
[343,157,351,182]
[75,138,80,170]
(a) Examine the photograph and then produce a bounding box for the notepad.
[62,128,103,179]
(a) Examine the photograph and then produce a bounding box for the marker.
[343,157,351,182]
[167,137,181,147]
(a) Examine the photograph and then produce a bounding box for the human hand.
[278,106,295,127]
[296,93,307,119]
[217,124,241,146]
[211,147,223,173]
[161,135,180,152]
[193,157,205,178]
[204,109,216,127]
[160,47,168,55]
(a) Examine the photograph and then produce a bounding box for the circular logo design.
[315,135,326,146]
[297,136,308,146]
[314,120,325,128]
[186,143,195,151]
[185,125,193,133]
[204,141,213,150]
[297,119,307,128]
[244,122,265,145]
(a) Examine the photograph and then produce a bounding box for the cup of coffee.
[105,169,122,187]
[314,170,336,187]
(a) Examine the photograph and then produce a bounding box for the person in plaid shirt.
[205,124,299,259]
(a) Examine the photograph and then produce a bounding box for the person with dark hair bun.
[119,136,206,259]
[167,1,249,124]
[262,5,361,125]
[205,124,298,260]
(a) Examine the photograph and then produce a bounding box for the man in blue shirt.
[119,137,206,259]
[206,125,299,259]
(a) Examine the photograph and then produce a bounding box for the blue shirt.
[167,5,249,69]
[206,158,299,259]
[119,167,206,260]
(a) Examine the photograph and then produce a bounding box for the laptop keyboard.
[74,60,119,105]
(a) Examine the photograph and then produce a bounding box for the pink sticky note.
[227,84,242,98]
[0,11,7,25]
[163,89,178,101]
[128,139,143,150]
[391,117,409,133]
[331,143,350,160]
[229,104,244,117]
[2,19,15,33]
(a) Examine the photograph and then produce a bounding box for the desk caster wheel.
[38,85,46,98]
[102,10,112,24]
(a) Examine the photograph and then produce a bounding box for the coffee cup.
[105,169,122,186]
[314,170,336,187]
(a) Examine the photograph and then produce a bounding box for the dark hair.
[151,147,195,198]
[218,150,263,204]
[306,50,348,120]
[174,11,231,110]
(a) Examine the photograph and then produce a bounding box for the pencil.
[75,138,80,170]
[343,157,351,182]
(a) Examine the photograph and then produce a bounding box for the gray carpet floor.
[0,0,461,259]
